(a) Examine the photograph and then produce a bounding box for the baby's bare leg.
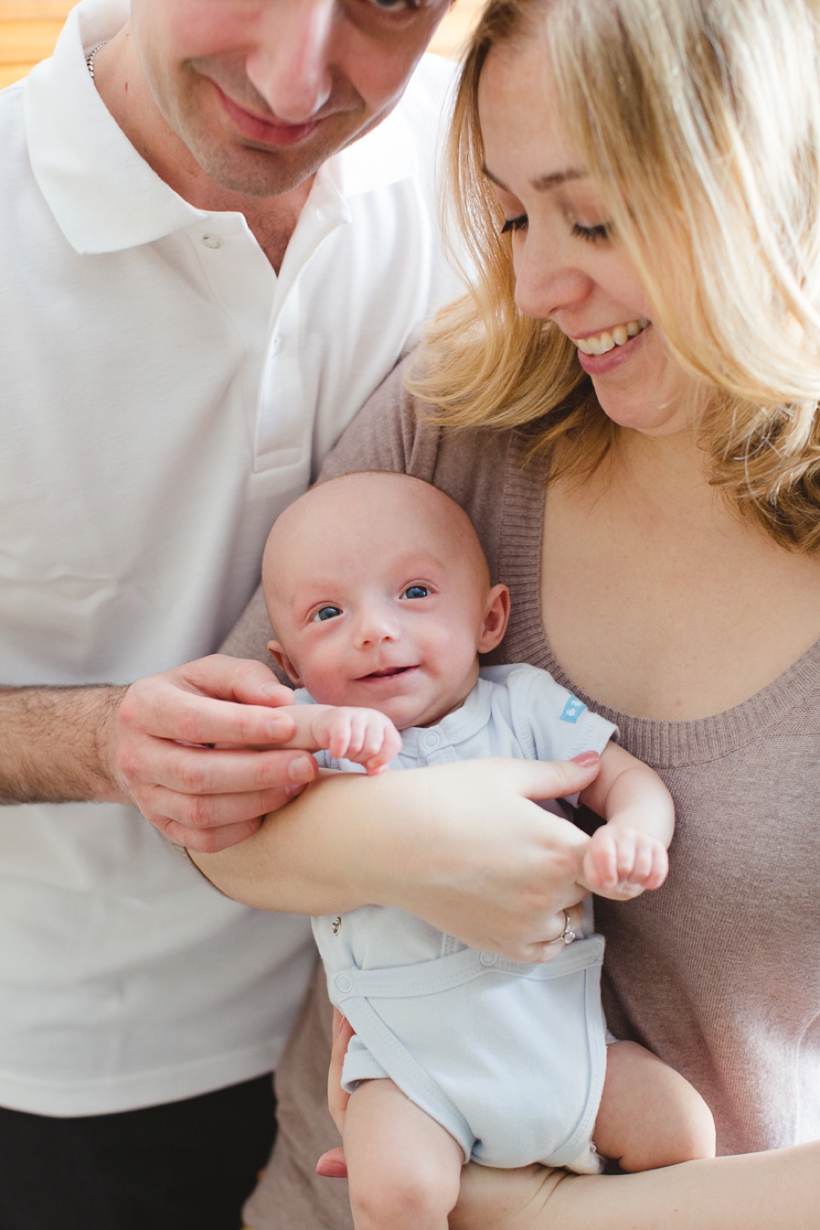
[593,1040,716,1171]
[343,1077,463,1230]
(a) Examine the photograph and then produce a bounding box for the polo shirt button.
[420,731,440,751]
[335,974,353,993]
[201,234,221,249]
[271,336,282,356]
[479,952,498,967]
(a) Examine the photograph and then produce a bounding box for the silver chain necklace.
[85,42,107,80]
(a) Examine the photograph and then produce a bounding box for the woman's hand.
[193,754,598,960]
[314,1008,354,1178]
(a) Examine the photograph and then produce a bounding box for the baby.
[262,471,715,1230]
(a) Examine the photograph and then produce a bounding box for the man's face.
[129,0,452,197]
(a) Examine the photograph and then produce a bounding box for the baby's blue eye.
[403,585,430,600]
[312,606,342,622]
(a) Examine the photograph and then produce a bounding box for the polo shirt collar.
[24,0,418,257]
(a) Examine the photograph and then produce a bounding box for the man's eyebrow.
[481,164,587,191]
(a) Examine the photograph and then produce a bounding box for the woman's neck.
[540,427,820,720]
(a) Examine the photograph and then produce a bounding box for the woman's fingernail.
[572,751,600,767]
[288,757,315,784]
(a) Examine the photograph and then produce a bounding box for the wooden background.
[0,0,483,90]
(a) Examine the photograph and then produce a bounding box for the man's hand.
[0,656,319,852]
[112,655,318,850]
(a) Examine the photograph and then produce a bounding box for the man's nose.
[245,0,335,123]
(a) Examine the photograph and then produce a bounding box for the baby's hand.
[320,707,402,775]
[583,825,669,899]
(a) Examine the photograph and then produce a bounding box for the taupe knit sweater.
[227,360,820,1229]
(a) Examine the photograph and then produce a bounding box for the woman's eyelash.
[500,217,609,242]
[572,222,610,243]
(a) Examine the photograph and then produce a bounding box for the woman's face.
[477,36,693,437]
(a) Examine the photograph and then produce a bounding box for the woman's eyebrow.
[481,164,587,191]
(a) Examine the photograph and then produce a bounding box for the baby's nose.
[354,604,399,645]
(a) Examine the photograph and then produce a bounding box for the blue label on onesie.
[560,696,586,723]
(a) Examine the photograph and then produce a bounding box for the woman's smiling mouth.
[571,318,649,356]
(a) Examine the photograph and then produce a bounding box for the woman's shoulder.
[319,351,441,484]
[319,348,526,533]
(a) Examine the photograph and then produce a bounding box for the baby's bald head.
[263,471,491,631]
[261,472,509,727]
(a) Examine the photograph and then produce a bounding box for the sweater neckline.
[497,431,820,767]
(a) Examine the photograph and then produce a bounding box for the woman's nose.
[513,237,594,321]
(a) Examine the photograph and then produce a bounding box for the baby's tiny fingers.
[646,845,670,890]
[327,714,354,759]
[615,834,639,880]
[360,718,388,760]
[583,837,614,890]
[345,711,370,757]
[630,840,654,884]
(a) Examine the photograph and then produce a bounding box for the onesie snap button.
[479,952,498,967]
[201,234,221,249]
[421,731,441,750]
[335,974,353,993]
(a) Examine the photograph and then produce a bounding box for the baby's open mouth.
[359,666,416,680]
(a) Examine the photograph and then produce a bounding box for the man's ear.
[267,640,303,687]
[477,584,510,653]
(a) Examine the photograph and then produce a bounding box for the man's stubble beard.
[184,132,340,197]
[164,66,368,198]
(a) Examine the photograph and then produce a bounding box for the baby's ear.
[477,584,511,653]
[267,640,303,687]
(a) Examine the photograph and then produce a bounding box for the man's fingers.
[120,688,299,747]
[119,658,298,747]
[125,742,315,796]
[176,654,293,707]
[161,814,265,853]
[142,782,302,834]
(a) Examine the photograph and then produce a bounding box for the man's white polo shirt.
[0,0,461,1115]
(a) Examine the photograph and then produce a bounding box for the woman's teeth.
[573,318,649,356]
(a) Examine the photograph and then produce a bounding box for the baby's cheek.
[300,656,357,707]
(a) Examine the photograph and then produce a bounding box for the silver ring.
[543,909,576,946]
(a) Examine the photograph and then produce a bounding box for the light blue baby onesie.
[303,664,618,1172]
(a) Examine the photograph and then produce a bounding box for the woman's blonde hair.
[411,0,820,550]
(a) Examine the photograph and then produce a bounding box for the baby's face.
[264,474,509,730]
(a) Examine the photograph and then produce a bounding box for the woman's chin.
[593,386,694,437]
